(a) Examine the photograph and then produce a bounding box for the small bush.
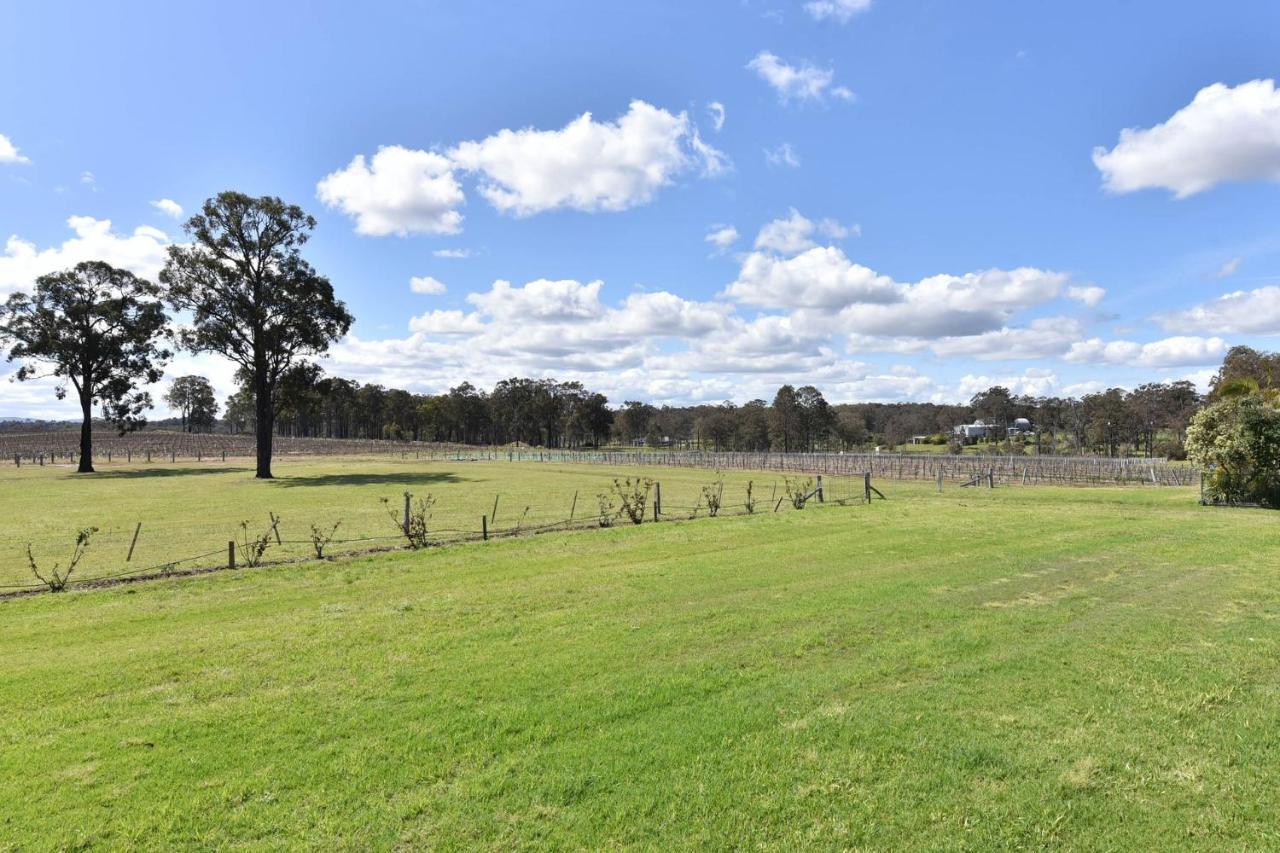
[309,520,342,559]
[27,526,98,592]
[596,493,616,527]
[383,493,436,548]
[701,472,725,517]
[609,477,653,525]
[784,476,814,510]
[237,513,280,568]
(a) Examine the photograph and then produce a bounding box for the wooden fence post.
[816,475,824,503]
[228,541,236,569]
[126,522,142,562]
[988,468,995,489]
[655,482,662,518]
[864,472,871,503]
[482,515,488,540]
[403,492,411,536]
[569,490,578,521]
[937,468,943,493]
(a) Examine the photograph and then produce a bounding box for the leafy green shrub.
[1187,395,1280,507]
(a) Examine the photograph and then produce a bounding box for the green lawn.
[1,466,1278,849]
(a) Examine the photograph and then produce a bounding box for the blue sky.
[4,0,1280,418]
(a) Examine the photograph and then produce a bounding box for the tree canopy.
[161,191,352,478]
[164,375,219,433]
[0,261,169,472]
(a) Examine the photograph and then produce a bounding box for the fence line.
[1,473,875,598]
[449,449,1198,487]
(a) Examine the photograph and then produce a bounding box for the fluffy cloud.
[317,145,464,236]
[1065,335,1228,368]
[804,0,872,23]
[448,100,726,216]
[954,369,1061,402]
[0,133,30,165]
[747,51,854,104]
[1093,79,1280,197]
[433,248,473,259]
[705,224,739,251]
[151,198,184,219]
[753,208,852,254]
[727,246,898,310]
[0,216,172,297]
[1156,286,1280,334]
[1066,285,1106,306]
[409,275,447,295]
[725,235,1066,341]
[930,318,1085,360]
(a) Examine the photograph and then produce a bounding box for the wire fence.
[0,472,877,597]
[422,448,1200,487]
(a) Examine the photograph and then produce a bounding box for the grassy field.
[0,458,832,589]
[2,462,1278,848]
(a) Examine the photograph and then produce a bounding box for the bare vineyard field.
[475,448,1200,487]
[1,431,1201,487]
[0,430,446,463]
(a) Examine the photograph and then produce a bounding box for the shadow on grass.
[78,466,253,479]
[275,471,465,488]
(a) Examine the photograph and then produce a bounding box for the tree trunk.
[254,376,274,479]
[77,392,95,473]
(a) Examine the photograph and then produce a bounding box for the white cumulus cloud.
[1093,79,1280,198]
[317,145,465,236]
[753,209,860,256]
[747,51,854,104]
[705,224,739,251]
[1066,285,1106,307]
[448,100,726,216]
[1066,335,1228,368]
[409,275,447,295]
[150,198,184,219]
[0,133,30,165]
[0,216,172,297]
[1156,285,1280,335]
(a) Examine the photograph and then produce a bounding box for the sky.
[3,0,1280,419]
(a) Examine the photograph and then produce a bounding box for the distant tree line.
[206,367,1212,459]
